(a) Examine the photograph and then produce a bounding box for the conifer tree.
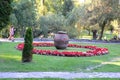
[22,27,33,62]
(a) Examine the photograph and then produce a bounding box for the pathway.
[0,72,120,79]
[1,38,120,44]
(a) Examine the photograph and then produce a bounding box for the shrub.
[22,27,33,62]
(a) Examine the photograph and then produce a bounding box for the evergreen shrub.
[22,27,33,62]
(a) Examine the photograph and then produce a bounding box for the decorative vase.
[54,31,69,49]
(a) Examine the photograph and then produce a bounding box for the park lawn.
[0,42,120,72]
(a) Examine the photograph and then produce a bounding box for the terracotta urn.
[54,31,69,49]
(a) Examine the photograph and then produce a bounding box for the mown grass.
[0,42,120,72]
[35,46,88,52]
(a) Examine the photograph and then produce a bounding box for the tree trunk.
[41,0,45,15]
[41,0,45,6]
[99,22,106,40]
[92,30,97,40]
[20,26,25,37]
[86,29,91,35]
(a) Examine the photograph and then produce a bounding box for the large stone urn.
[54,31,69,49]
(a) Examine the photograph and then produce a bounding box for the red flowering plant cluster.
[16,42,109,57]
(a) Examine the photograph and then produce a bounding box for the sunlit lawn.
[0,42,120,72]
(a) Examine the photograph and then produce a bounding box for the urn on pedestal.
[54,31,69,49]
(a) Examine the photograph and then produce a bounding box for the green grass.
[0,42,120,72]
[35,46,88,52]
[103,33,114,40]
[74,78,120,80]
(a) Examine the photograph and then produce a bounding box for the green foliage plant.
[0,0,13,30]
[39,14,66,37]
[22,27,33,62]
[62,0,74,16]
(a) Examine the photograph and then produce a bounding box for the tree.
[39,13,66,37]
[45,0,64,14]
[89,0,119,40]
[22,27,33,62]
[33,0,47,16]
[13,0,36,37]
[68,0,120,40]
[62,0,74,16]
[0,0,13,30]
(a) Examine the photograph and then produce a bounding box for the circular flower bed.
[16,42,109,57]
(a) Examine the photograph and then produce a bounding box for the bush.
[22,27,33,62]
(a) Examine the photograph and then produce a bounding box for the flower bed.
[16,42,109,57]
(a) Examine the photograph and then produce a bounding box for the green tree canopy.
[62,0,74,16]
[0,0,13,30]
[68,0,120,40]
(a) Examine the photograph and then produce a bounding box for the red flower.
[16,42,109,57]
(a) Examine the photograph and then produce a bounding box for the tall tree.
[45,0,64,14]
[39,13,66,37]
[34,0,47,16]
[89,0,119,40]
[13,0,36,37]
[62,0,74,16]
[69,0,120,40]
[0,0,13,30]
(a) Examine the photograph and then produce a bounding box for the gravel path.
[0,72,120,79]
[1,38,120,44]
